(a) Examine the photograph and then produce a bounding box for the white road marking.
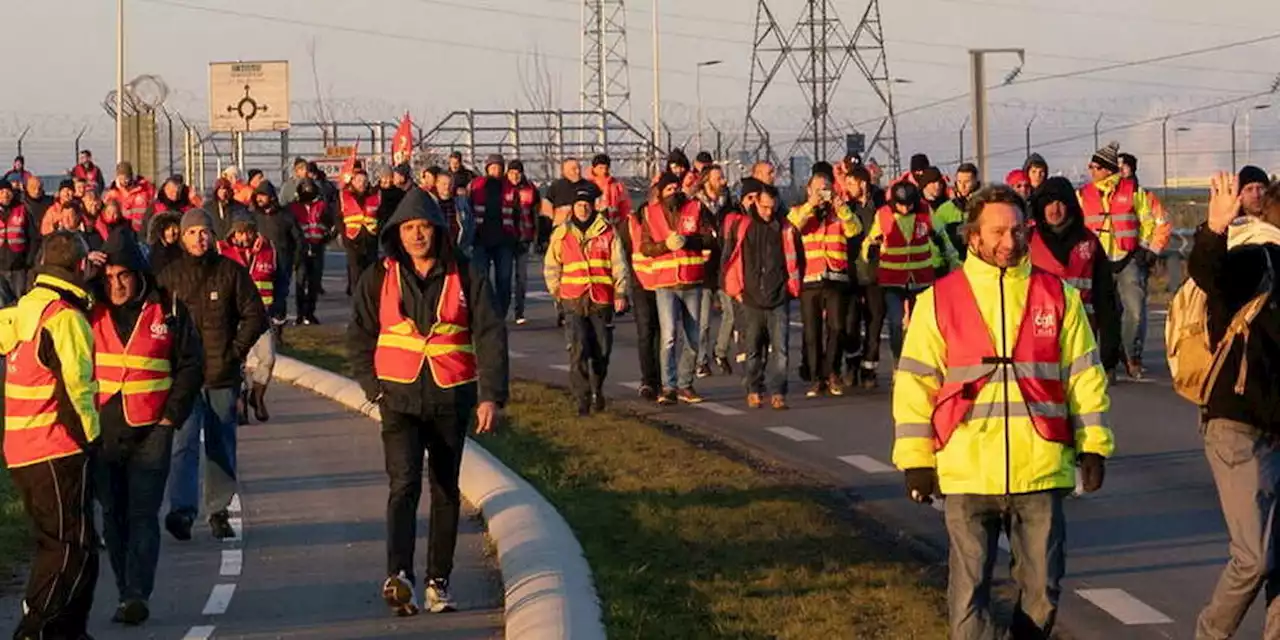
[227,517,243,542]
[766,426,821,442]
[838,455,895,473]
[617,381,643,390]
[695,401,744,416]
[182,626,216,640]
[1076,588,1174,625]
[509,350,528,359]
[526,291,552,300]
[220,549,243,577]
[998,533,1011,552]
[549,363,571,372]
[228,494,241,514]
[202,584,237,615]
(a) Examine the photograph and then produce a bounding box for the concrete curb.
[272,355,607,640]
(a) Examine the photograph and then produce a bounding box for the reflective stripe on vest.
[291,201,329,244]
[341,190,380,239]
[627,214,658,291]
[92,301,174,427]
[642,201,707,288]
[558,225,617,305]
[469,178,522,238]
[876,207,935,287]
[721,214,802,302]
[3,300,84,468]
[2,205,27,254]
[218,240,277,306]
[798,214,849,283]
[373,258,478,388]
[1028,231,1098,327]
[929,269,1073,451]
[1080,178,1140,258]
[111,185,152,232]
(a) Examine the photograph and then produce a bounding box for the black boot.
[251,383,270,422]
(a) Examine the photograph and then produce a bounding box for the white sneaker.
[382,571,420,617]
[515,316,527,326]
[426,579,457,613]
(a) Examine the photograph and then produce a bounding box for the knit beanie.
[1238,165,1270,191]
[917,167,944,188]
[1091,142,1121,174]
[180,208,213,233]
[909,153,931,173]
[484,154,505,170]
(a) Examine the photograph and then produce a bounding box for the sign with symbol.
[208,60,290,133]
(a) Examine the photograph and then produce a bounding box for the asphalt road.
[312,250,1255,638]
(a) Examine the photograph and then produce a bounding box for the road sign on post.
[209,61,290,133]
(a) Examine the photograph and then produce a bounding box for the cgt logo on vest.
[915,221,928,238]
[1075,242,1094,261]
[150,322,170,341]
[1032,306,1057,338]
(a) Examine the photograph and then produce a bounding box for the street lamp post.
[1229,104,1269,171]
[1173,125,1190,187]
[696,59,722,154]
[958,115,970,165]
[116,0,125,164]
[651,0,661,166]
[1025,113,1038,159]
[969,48,1025,182]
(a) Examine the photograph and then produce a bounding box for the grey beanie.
[180,208,213,233]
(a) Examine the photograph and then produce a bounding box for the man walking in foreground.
[892,185,1114,639]
[349,188,509,616]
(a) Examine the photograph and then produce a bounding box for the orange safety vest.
[876,206,936,288]
[233,181,254,205]
[107,180,154,233]
[374,258,478,388]
[1028,230,1098,327]
[627,213,658,291]
[340,189,381,240]
[930,268,1073,451]
[558,223,617,305]
[593,176,630,226]
[150,201,194,217]
[3,300,85,468]
[514,182,538,242]
[469,177,523,239]
[291,200,329,245]
[721,213,801,302]
[1080,177,1140,255]
[91,300,174,427]
[797,211,850,284]
[1,204,29,254]
[642,200,707,288]
[218,239,277,306]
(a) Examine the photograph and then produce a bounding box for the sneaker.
[591,393,606,412]
[1125,358,1146,381]
[860,362,879,390]
[164,511,193,541]
[294,316,310,326]
[382,571,420,617]
[208,510,235,540]
[677,388,704,404]
[306,315,322,326]
[111,599,149,626]
[827,375,845,397]
[638,385,659,401]
[806,382,823,398]
[715,356,733,375]
[515,316,527,326]
[656,389,677,405]
[426,578,457,614]
[695,364,713,379]
[770,395,789,410]
[746,393,762,409]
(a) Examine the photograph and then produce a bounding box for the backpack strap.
[1202,248,1275,399]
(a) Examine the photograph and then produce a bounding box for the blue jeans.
[655,287,705,390]
[1114,257,1149,362]
[167,387,238,518]
[883,287,919,363]
[697,288,714,367]
[740,304,789,396]
[272,254,294,320]
[472,244,515,319]
[715,290,738,361]
[945,490,1066,640]
[96,424,173,600]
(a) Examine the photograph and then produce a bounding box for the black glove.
[1138,248,1159,269]
[1078,453,1106,493]
[904,467,938,504]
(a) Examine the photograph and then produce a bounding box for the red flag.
[340,138,360,186]
[392,113,414,165]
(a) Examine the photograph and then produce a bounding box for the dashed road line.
[182,625,216,640]
[695,401,744,416]
[509,350,528,359]
[838,455,896,473]
[1076,588,1174,625]
[549,363,571,372]
[617,381,643,390]
[998,533,1011,552]
[526,291,552,300]
[220,549,243,577]
[202,584,237,615]
[766,426,821,442]
[227,517,243,542]
[229,493,241,514]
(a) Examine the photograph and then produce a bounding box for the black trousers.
[631,285,661,391]
[96,423,173,602]
[846,282,886,366]
[10,453,98,639]
[343,235,377,295]
[295,245,326,319]
[800,283,850,381]
[381,405,469,584]
[567,310,614,403]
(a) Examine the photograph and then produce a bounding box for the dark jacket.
[1029,178,1123,371]
[23,191,52,231]
[203,196,249,241]
[846,195,878,285]
[474,177,514,249]
[638,195,716,289]
[698,190,738,293]
[723,207,792,309]
[157,249,269,389]
[1189,224,1280,431]
[348,189,509,415]
[377,185,406,231]
[248,182,301,265]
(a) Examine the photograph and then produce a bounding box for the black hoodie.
[348,189,510,415]
[249,181,301,265]
[1029,176,1122,370]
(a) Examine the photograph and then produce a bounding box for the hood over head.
[102,227,149,274]
[1029,176,1083,228]
[380,187,448,257]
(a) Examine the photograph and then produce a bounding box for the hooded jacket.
[1029,176,1122,370]
[203,179,250,240]
[348,189,510,415]
[248,181,301,265]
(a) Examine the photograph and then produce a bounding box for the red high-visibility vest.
[557,223,616,305]
[469,177,523,239]
[876,206,936,288]
[796,211,850,284]
[374,258,478,388]
[3,300,85,468]
[721,214,801,302]
[291,200,329,245]
[150,201,194,216]
[340,189,381,240]
[1080,177,1140,254]
[642,201,707,288]
[72,164,102,186]
[91,300,174,427]
[1,204,29,254]
[106,180,155,233]
[626,213,657,291]
[218,239,277,306]
[514,182,537,242]
[930,268,1073,451]
[593,176,631,226]
[1029,230,1098,327]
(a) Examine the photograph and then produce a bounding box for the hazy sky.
[6,0,1279,181]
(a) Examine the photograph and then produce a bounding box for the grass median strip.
[283,325,948,639]
[0,440,31,588]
